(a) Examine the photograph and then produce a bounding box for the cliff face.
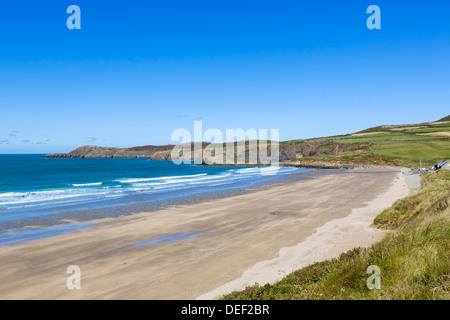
[279,139,371,161]
[44,140,371,162]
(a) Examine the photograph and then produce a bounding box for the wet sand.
[0,167,410,299]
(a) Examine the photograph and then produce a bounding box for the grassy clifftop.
[223,170,450,300]
[285,116,450,168]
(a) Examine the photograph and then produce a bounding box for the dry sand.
[0,167,411,300]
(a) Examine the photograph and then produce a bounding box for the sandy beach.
[0,167,412,299]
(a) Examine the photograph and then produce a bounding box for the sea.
[0,155,316,245]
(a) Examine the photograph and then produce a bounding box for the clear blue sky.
[1,0,449,153]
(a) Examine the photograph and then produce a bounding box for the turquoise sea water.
[0,155,244,212]
[0,155,313,234]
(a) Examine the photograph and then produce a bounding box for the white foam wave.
[72,182,102,187]
[117,173,208,184]
[130,173,230,187]
[0,188,110,207]
[0,192,28,198]
[0,167,306,210]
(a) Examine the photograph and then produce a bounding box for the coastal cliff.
[43,145,174,160]
[43,139,370,162]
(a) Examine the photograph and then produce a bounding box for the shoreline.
[197,167,412,299]
[0,167,412,299]
[0,166,317,235]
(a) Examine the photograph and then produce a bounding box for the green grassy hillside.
[284,116,450,168]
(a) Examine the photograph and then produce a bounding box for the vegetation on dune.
[223,170,450,300]
[374,170,450,229]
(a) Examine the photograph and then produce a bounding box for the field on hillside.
[285,118,450,168]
